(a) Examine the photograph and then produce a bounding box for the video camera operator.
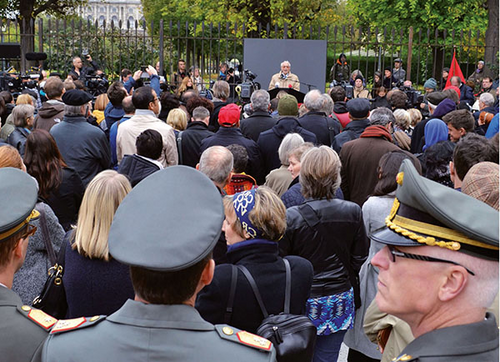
[69,53,99,82]
[397,80,423,110]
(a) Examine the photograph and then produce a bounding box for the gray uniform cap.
[0,168,39,241]
[108,166,224,270]
[372,159,499,260]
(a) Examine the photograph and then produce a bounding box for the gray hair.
[192,106,210,120]
[278,133,304,165]
[281,60,291,68]
[370,107,396,126]
[213,80,230,100]
[431,246,498,309]
[304,90,323,112]
[393,109,411,131]
[480,92,495,107]
[64,104,85,116]
[199,146,233,185]
[12,104,34,127]
[320,93,334,115]
[250,90,270,112]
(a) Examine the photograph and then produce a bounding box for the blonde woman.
[92,93,109,130]
[63,170,134,318]
[166,108,187,135]
[392,109,412,151]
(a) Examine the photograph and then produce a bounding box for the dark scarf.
[360,125,392,142]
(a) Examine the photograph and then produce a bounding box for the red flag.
[445,50,465,88]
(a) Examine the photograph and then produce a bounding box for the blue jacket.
[109,115,132,169]
[124,74,160,97]
[104,102,125,130]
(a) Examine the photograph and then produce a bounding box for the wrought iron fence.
[0,17,492,89]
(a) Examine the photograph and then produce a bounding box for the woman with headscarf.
[196,187,313,334]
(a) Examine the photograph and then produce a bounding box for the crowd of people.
[0,54,498,362]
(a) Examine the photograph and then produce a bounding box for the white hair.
[278,133,304,165]
[281,60,291,68]
[431,247,499,309]
[480,92,495,107]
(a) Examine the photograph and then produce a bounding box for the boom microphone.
[25,52,47,61]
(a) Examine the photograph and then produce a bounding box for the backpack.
[225,259,316,362]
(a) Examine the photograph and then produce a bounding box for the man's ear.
[459,128,467,137]
[196,163,200,170]
[199,259,215,287]
[438,267,468,302]
[449,161,456,178]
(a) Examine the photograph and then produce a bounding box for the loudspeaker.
[0,43,21,59]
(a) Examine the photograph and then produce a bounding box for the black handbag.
[32,213,68,319]
[227,259,317,362]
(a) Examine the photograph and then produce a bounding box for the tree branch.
[33,0,59,17]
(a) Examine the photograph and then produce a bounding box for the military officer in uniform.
[0,168,58,361]
[33,166,276,362]
[370,159,499,361]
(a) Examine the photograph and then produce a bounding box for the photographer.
[69,54,99,82]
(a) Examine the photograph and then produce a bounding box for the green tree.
[0,0,86,69]
[142,0,344,33]
[347,0,498,74]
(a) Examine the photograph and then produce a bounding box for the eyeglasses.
[388,245,475,276]
[21,224,37,239]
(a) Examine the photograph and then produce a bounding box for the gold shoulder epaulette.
[18,305,57,330]
[215,325,272,351]
[393,354,416,361]
[50,315,105,334]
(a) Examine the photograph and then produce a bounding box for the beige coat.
[353,88,372,99]
[116,109,178,168]
[268,73,300,91]
[364,299,414,362]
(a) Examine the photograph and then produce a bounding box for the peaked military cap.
[108,166,224,271]
[0,168,39,241]
[372,159,499,260]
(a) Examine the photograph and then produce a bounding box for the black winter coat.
[331,119,370,153]
[7,127,29,157]
[45,167,84,232]
[281,198,369,298]
[257,117,317,176]
[240,111,276,142]
[299,111,340,146]
[118,154,160,187]
[180,121,214,167]
[200,127,264,184]
[196,241,313,334]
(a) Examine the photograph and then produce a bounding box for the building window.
[99,15,105,26]
[128,16,135,29]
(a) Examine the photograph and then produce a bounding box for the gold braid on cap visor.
[384,198,498,252]
[0,209,40,241]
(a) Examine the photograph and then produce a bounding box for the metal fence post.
[407,26,413,81]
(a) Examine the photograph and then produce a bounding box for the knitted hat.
[462,162,499,211]
[278,94,298,116]
[424,78,437,90]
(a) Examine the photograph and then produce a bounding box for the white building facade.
[79,0,144,29]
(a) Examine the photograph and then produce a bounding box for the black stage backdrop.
[243,38,327,95]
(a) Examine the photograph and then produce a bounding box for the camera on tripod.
[237,69,260,101]
[85,73,108,97]
[330,80,353,99]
